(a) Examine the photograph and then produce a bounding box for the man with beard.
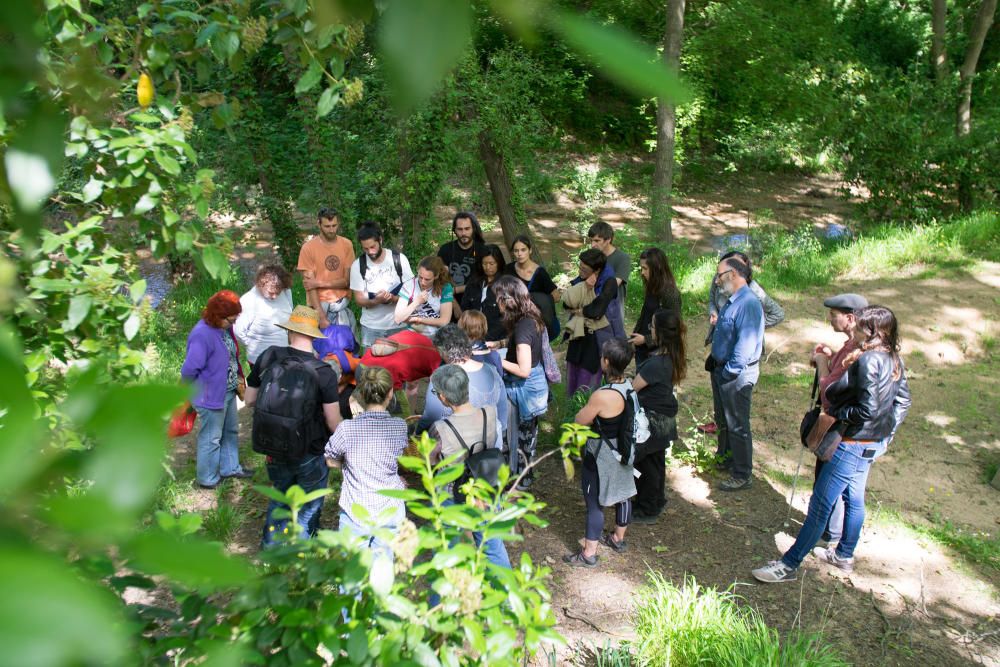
[709,257,764,491]
[438,211,487,318]
[298,208,356,330]
[349,221,414,348]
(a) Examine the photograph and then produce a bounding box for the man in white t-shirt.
[349,222,414,348]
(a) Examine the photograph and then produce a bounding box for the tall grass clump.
[630,574,848,666]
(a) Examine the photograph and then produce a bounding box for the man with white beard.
[708,257,764,491]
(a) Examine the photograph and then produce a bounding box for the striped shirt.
[325,411,407,525]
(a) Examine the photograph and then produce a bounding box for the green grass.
[202,491,244,545]
[629,573,848,666]
[921,520,1000,572]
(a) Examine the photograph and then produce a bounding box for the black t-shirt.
[461,280,507,342]
[438,241,486,289]
[635,354,678,417]
[504,264,558,296]
[248,346,340,454]
[505,317,543,368]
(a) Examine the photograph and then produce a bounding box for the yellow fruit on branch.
[137,73,154,109]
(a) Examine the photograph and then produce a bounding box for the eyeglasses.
[715,269,733,281]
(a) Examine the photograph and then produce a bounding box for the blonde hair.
[355,366,393,407]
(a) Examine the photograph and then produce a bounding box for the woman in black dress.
[629,247,682,366]
[631,309,686,522]
[504,234,561,339]
[460,244,507,345]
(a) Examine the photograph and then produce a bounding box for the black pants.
[634,448,667,515]
[711,366,759,480]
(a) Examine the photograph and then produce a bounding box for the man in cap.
[810,292,868,548]
[245,306,341,547]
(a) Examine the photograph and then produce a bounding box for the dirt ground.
[168,171,1000,666]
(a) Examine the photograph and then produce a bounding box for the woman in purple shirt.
[180,290,253,488]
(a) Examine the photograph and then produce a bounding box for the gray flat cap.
[823,293,868,312]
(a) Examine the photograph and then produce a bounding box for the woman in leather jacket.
[753,305,911,583]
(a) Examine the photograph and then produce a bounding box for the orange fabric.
[325,350,362,388]
[297,235,355,303]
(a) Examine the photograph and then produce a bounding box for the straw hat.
[276,306,326,338]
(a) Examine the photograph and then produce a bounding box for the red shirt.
[819,337,858,411]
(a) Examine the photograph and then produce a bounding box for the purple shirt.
[181,320,239,409]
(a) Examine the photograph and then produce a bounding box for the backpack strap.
[440,418,471,455]
[477,407,487,455]
[359,253,368,280]
[392,250,403,282]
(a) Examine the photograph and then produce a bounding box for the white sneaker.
[813,547,854,573]
[752,560,798,583]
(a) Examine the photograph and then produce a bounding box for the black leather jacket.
[826,350,911,442]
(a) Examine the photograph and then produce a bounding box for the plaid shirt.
[325,410,407,525]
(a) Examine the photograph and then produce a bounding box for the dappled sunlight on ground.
[666,464,716,511]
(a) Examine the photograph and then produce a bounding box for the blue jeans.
[712,365,759,480]
[442,497,511,569]
[782,438,887,569]
[194,390,243,486]
[261,454,329,547]
[360,324,406,349]
[338,510,399,563]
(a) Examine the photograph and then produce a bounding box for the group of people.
[179,207,911,581]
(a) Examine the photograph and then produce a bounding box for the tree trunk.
[931,0,948,85]
[955,0,997,211]
[649,0,686,244]
[478,131,526,248]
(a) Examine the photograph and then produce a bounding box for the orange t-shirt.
[297,235,355,303]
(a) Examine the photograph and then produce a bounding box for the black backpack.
[252,354,328,462]
[440,408,504,501]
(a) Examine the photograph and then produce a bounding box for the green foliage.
[920,521,1000,572]
[630,573,848,666]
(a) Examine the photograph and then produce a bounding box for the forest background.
[1,0,999,665]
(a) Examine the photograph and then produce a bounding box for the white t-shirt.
[398,278,454,336]
[349,251,413,330]
[233,287,294,363]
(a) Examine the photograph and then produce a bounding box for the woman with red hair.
[181,290,254,489]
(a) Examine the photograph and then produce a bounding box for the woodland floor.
[164,170,1000,666]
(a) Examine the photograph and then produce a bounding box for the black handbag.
[799,371,821,447]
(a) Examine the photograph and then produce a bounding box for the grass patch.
[202,490,244,545]
[630,573,848,666]
[920,520,1000,572]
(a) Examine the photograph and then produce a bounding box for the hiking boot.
[752,560,798,583]
[718,476,752,492]
[223,469,255,480]
[813,547,854,573]
[697,422,718,434]
[600,533,627,553]
[562,551,599,568]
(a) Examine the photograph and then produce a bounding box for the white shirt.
[349,250,413,330]
[233,287,293,363]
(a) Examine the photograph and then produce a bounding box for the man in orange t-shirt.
[297,208,356,330]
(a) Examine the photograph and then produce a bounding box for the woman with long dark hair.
[181,290,253,489]
[503,234,561,339]
[630,248,682,366]
[493,275,549,489]
[461,243,507,344]
[631,310,686,522]
[753,305,911,583]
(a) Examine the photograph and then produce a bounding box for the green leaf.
[202,246,228,280]
[295,61,324,94]
[127,148,147,164]
[129,279,147,304]
[126,530,255,592]
[175,230,194,252]
[134,193,157,215]
[549,11,690,104]
[346,626,368,663]
[316,86,340,118]
[123,312,140,341]
[0,547,128,667]
[369,555,394,596]
[0,343,43,497]
[378,0,472,109]
[5,150,56,214]
[154,150,181,176]
[66,294,92,331]
[81,177,103,203]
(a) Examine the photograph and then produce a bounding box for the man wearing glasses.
[709,257,764,491]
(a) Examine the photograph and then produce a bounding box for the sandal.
[562,551,599,568]
[600,533,628,553]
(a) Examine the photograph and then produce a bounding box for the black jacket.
[826,350,911,442]
[460,279,507,342]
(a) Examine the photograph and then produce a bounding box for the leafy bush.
[630,574,848,666]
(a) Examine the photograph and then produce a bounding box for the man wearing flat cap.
[244,305,341,547]
[809,292,868,549]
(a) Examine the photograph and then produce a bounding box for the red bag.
[168,402,197,437]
